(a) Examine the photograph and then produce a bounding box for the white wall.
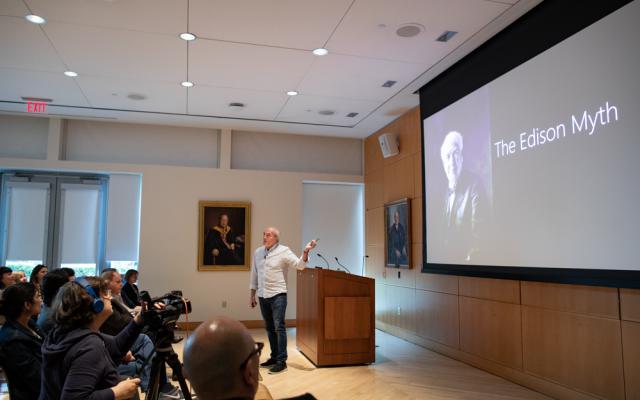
[0,117,363,322]
[302,182,364,274]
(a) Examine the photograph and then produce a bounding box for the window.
[0,172,108,275]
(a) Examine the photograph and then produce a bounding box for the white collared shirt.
[250,244,307,298]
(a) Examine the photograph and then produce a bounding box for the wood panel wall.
[365,107,638,400]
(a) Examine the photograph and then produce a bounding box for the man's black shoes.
[268,362,287,374]
[260,359,277,368]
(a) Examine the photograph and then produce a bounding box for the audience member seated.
[59,267,76,281]
[40,277,141,400]
[121,269,140,309]
[12,271,27,284]
[101,270,183,399]
[37,269,70,336]
[29,265,48,292]
[0,266,14,296]
[183,316,316,400]
[0,282,44,400]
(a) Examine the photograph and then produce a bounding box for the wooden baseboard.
[177,319,297,331]
[375,320,598,400]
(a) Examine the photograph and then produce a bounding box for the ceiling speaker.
[378,133,399,158]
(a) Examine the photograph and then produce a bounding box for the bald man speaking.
[250,227,317,374]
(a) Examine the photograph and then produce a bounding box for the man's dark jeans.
[259,293,288,363]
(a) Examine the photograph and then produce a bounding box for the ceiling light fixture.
[286,91,299,96]
[25,14,46,24]
[179,32,196,41]
[64,71,78,77]
[312,48,328,56]
[181,81,194,87]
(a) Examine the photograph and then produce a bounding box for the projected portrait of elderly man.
[440,131,486,262]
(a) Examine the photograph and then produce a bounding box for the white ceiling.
[0,0,541,138]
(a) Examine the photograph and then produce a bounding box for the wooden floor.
[1,328,551,400]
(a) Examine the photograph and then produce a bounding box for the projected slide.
[423,0,640,270]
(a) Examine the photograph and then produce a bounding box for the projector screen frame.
[419,0,640,289]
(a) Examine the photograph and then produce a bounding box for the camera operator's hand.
[111,377,140,400]
[134,302,147,325]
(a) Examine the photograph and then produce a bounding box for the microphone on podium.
[317,253,331,269]
[334,257,352,274]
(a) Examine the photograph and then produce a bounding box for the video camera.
[139,290,192,332]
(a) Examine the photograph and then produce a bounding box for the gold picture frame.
[384,198,411,269]
[198,201,251,271]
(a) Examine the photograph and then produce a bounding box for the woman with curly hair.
[40,277,143,400]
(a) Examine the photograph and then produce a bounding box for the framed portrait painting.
[384,198,411,269]
[198,201,251,271]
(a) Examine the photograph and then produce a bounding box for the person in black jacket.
[121,270,139,309]
[40,277,142,400]
[0,282,44,400]
[37,269,70,336]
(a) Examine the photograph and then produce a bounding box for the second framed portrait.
[384,198,411,269]
[198,201,251,271]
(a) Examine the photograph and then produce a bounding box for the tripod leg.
[165,351,193,400]
[145,352,164,400]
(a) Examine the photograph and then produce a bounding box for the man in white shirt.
[249,227,316,374]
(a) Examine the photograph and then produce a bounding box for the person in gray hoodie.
[40,277,142,400]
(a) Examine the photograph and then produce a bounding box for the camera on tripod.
[139,290,192,332]
[138,290,194,400]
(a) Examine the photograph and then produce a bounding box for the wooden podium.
[296,268,375,366]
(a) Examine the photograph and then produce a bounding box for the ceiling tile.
[189,39,315,92]
[0,0,30,16]
[0,67,90,106]
[77,76,186,114]
[25,0,187,35]
[189,0,352,49]
[276,94,380,126]
[298,53,426,101]
[327,0,509,64]
[0,16,67,72]
[43,22,186,82]
[188,85,288,120]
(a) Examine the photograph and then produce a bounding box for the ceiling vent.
[229,102,245,109]
[382,80,397,88]
[127,93,146,101]
[396,23,424,38]
[436,30,458,42]
[346,112,359,118]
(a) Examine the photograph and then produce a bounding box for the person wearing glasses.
[183,316,316,400]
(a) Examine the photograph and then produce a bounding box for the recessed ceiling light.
[181,81,194,87]
[312,48,328,56]
[318,110,335,116]
[25,14,46,24]
[64,71,78,77]
[286,91,299,96]
[179,32,196,41]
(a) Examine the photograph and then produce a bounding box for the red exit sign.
[27,101,47,113]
